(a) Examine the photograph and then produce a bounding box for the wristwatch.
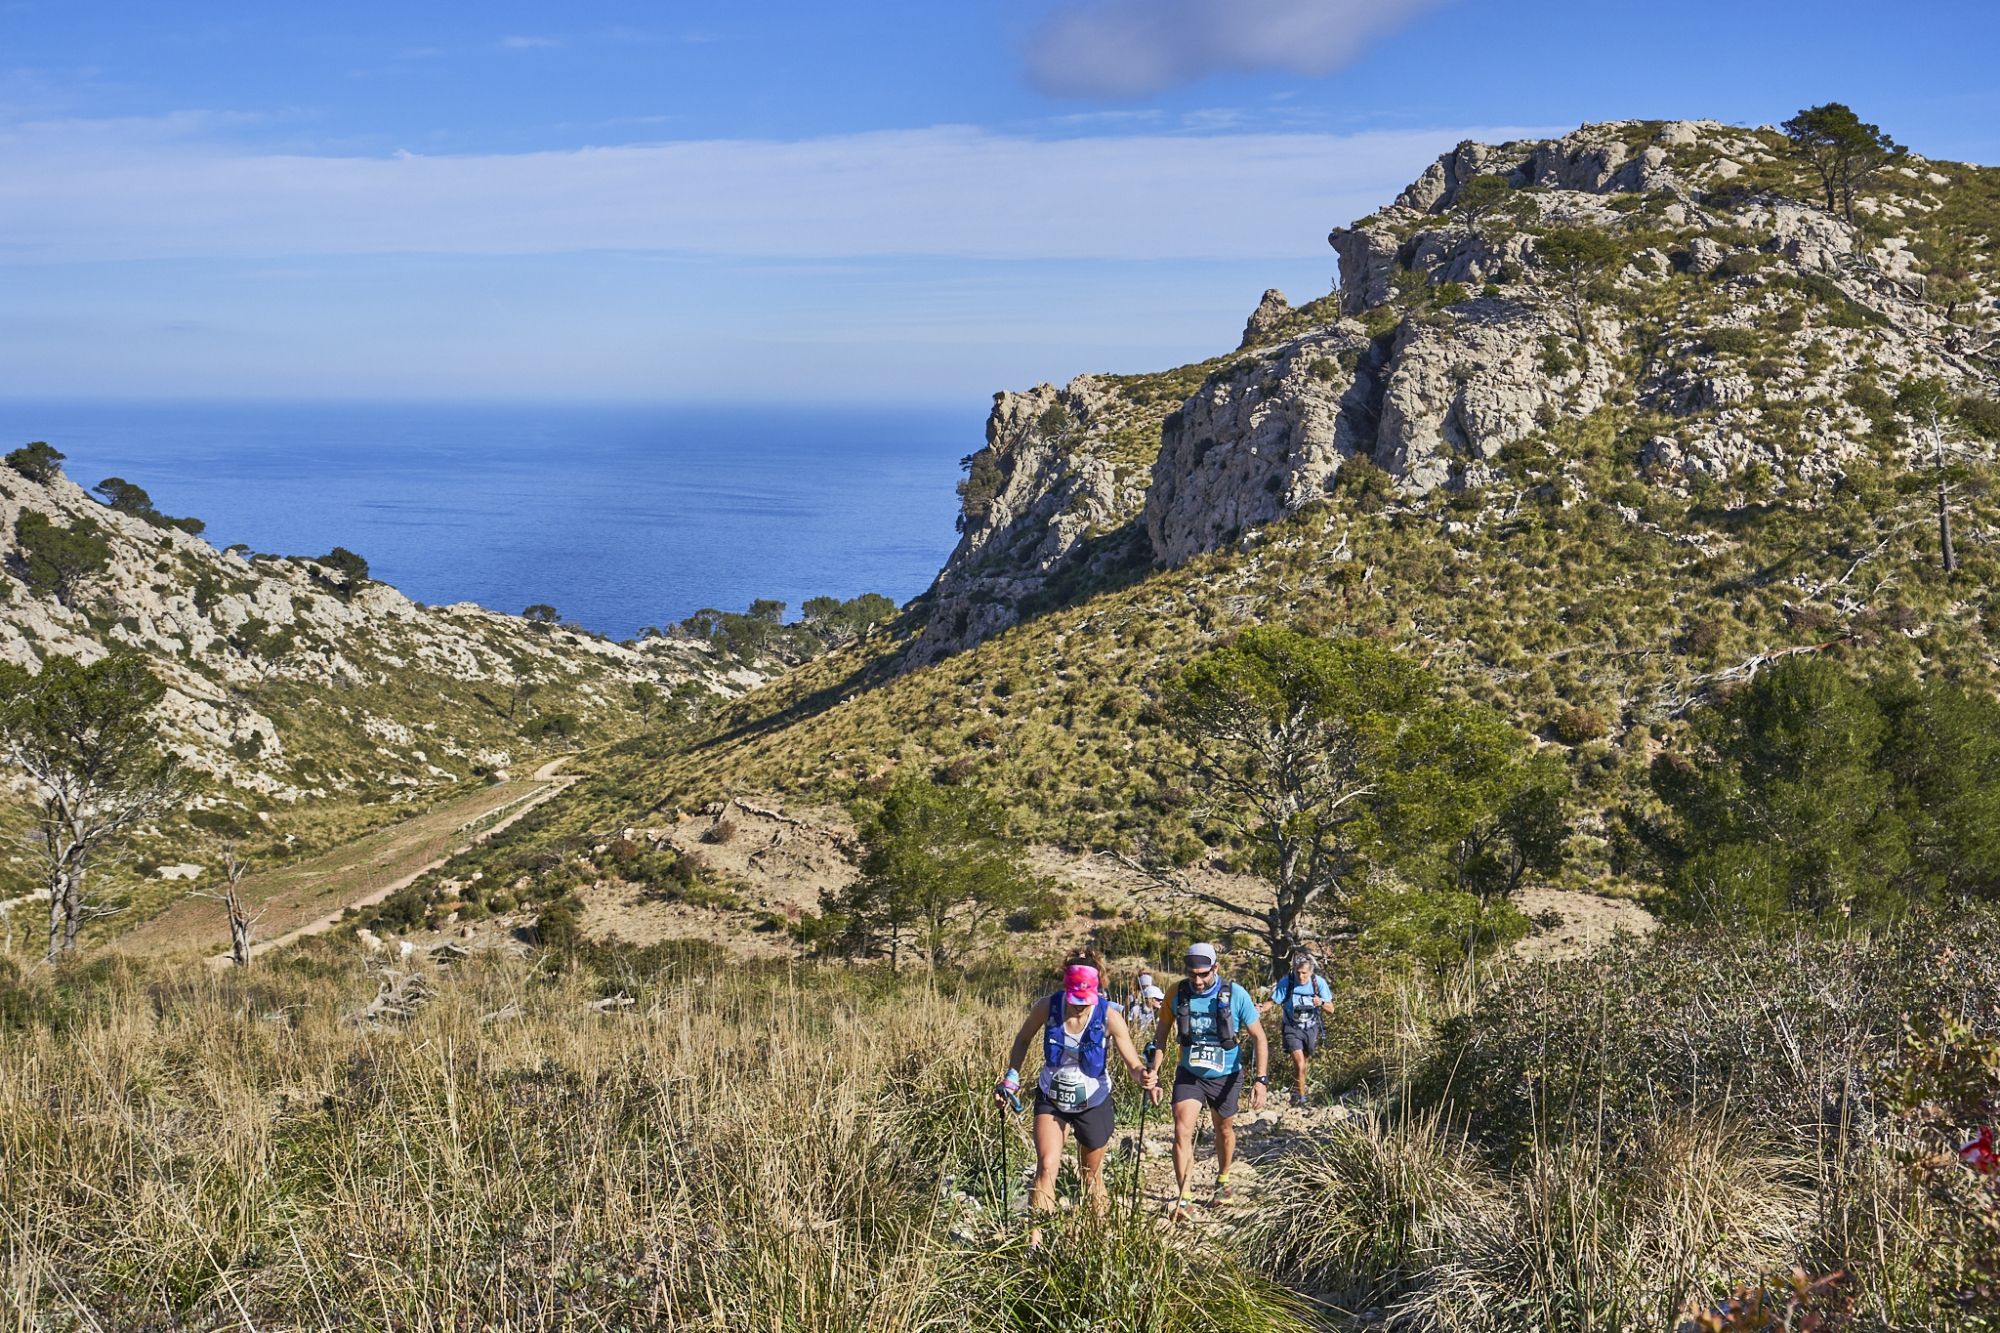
[1254,1075,1269,1085]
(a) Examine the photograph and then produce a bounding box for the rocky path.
[116,756,577,961]
[977,1083,1360,1237]
[1126,1091,1360,1223]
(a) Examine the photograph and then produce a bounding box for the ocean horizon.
[0,399,975,639]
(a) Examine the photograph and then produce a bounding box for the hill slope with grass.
[426,117,1999,956]
[0,453,764,937]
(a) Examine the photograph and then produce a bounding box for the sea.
[0,400,975,639]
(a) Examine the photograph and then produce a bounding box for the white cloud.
[0,117,1550,265]
[1025,0,1449,99]
[500,35,563,50]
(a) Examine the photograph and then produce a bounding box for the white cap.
[1185,941,1218,967]
[1136,972,1155,989]
[1141,984,1165,1001]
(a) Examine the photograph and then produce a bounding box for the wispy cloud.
[1025,0,1449,99]
[0,115,1552,265]
[500,35,563,51]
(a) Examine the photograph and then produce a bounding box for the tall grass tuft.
[0,946,1317,1330]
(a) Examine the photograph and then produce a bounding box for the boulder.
[1239,289,1293,349]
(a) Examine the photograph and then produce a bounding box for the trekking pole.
[1127,1087,1152,1223]
[996,1095,1011,1224]
[996,1086,1022,1221]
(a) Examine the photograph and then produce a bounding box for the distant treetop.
[5,441,65,484]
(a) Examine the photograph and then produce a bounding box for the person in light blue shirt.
[1158,941,1267,1217]
[1263,950,1335,1104]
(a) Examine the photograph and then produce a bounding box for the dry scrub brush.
[0,946,1304,1332]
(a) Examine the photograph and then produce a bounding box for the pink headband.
[1063,964,1100,1004]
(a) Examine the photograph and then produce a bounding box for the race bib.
[1188,1043,1226,1074]
[1050,1067,1090,1112]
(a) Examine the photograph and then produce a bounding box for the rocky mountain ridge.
[0,461,761,890]
[913,118,1998,660]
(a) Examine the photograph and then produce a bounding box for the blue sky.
[3,0,1996,403]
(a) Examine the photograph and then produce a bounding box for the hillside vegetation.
[5,112,2000,1331]
[401,123,1996,975]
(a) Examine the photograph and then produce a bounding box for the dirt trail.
[117,756,577,961]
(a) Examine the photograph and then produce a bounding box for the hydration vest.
[1173,978,1239,1051]
[1044,994,1109,1078]
[1274,975,1326,1032]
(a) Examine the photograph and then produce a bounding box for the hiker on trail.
[1264,950,1335,1105]
[1123,971,1166,1043]
[996,952,1159,1214]
[1157,941,1267,1217]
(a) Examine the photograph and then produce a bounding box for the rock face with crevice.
[918,117,1997,637]
[906,375,1159,665]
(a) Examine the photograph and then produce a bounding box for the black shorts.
[1033,1092,1116,1151]
[1171,1068,1243,1117]
[1282,1026,1321,1057]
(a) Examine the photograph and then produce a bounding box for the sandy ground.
[117,756,576,962]
[578,794,1280,960]
[1512,883,1657,960]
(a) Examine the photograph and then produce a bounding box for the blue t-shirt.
[1272,974,1332,1027]
[1175,981,1260,1077]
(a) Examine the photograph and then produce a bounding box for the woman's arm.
[995,995,1050,1105]
[1003,994,1051,1078]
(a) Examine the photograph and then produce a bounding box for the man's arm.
[1240,989,1270,1109]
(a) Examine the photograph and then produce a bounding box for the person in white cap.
[1264,949,1336,1104]
[1163,941,1268,1216]
[1123,970,1166,1044]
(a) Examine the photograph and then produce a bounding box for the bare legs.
[1170,1097,1236,1204]
[1030,1113,1109,1214]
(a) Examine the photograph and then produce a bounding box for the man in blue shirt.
[1263,950,1335,1104]
[1152,941,1268,1216]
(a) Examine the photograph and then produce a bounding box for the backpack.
[1274,975,1326,1027]
[1044,994,1109,1078]
[1173,978,1239,1051]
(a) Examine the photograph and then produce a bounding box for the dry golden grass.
[0,946,1305,1332]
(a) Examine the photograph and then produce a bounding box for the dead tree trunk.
[222,852,255,967]
[1936,434,1959,575]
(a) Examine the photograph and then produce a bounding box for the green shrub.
[1418,908,2000,1161]
[1699,326,1761,357]
[1345,885,1530,974]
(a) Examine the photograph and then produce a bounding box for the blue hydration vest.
[1044,994,1109,1078]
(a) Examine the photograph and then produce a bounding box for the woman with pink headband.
[995,950,1159,1214]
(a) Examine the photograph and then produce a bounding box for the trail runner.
[1264,950,1335,1105]
[1158,942,1267,1217]
[996,951,1158,1215]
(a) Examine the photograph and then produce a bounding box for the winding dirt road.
[116,755,578,961]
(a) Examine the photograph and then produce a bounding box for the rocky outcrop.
[1152,120,1996,567]
[0,470,750,800]
[927,117,1997,621]
[1146,331,1368,564]
[1239,289,1294,349]
[907,376,1151,665]
[1373,302,1616,492]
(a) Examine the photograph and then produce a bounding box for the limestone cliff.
[916,118,1996,631]
[906,374,1168,665]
